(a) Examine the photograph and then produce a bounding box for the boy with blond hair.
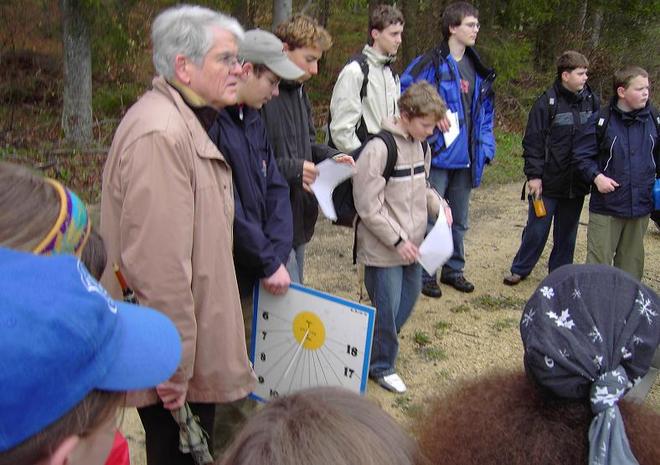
[575,65,659,281]
[353,82,451,393]
[261,14,352,284]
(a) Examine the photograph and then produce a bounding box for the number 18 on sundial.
[250,283,376,401]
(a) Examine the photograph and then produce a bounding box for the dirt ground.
[120,180,660,464]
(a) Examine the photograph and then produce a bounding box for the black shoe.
[440,275,474,293]
[422,280,442,298]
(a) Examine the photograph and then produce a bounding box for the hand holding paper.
[442,110,460,148]
[310,158,355,221]
[418,208,453,276]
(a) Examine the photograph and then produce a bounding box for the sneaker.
[377,373,407,393]
[440,275,474,293]
[503,273,525,286]
[421,280,442,298]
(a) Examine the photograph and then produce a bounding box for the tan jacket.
[100,77,256,406]
[353,117,441,267]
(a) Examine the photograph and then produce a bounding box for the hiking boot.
[503,273,525,286]
[421,280,442,298]
[440,275,474,293]
[376,373,407,393]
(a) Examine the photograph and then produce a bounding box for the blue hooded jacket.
[401,42,496,187]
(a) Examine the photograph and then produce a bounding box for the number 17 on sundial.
[250,283,376,401]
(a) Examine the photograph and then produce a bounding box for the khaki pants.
[586,212,649,281]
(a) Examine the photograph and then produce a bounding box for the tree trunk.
[60,0,92,146]
[272,0,292,30]
[318,0,331,27]
[401,0,420,66]
[590,7,603,48]
[231,0,252,29]
[578,0,588,35]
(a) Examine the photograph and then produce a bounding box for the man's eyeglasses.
[462,21,480,30]
[218,53,244,68]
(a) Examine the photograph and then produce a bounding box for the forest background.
[1,0,659,201]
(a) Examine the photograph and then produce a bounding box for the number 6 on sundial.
[250,283,376,401]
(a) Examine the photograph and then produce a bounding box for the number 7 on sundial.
[250,283,376,401]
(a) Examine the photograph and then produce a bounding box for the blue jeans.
[365,263,422,378]
[286,244,306,284]
[510,195,584,277]
[423,167,472,282]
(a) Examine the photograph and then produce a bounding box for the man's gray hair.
[151,4,244,79]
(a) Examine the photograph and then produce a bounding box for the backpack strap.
[595,105,612,149]
[543,87,558,164]
[353,53,370,100]
[352,130,399,265]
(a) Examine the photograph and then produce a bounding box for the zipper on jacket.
[603,136,617,172]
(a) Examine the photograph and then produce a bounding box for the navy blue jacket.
[523,81,598,198]
[574,100,659,218]
[210,105,293,295]
[401,42,496,187]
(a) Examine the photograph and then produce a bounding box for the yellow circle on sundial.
[292,311,326,350]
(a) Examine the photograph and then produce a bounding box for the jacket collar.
[611,98,652,124]
[382,116,413,141]
[554,80,591,105]
[362,44,396,66]
[152,77,227,162]
[437,40,494,78]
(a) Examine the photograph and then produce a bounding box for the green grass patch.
[492,317,519,332]
[480,129,525,187]
[413,330,432,347]
[434,320,452,336]
[472,294,526,312]
[449,304,471,314]
[417,346,448,362]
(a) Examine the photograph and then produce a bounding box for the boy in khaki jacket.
[354,82,451,393]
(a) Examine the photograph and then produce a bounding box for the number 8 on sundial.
[250,283,376,401]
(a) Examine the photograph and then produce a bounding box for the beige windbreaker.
[329,45,400,153]
[354,117,442,267]
[100,77,256,407]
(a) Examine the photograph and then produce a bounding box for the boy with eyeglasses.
[401,1,495,298]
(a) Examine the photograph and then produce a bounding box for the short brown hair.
[0,390,123,465]
[418,371,660,465]
[274,14,332,52]
[81,228,107,280]
[219,387,426,465]
[613,65,649,94]
[399,82,447,121]
[0,161,59,252]
[556,51,589,79]
[442,2,479,40]
[369,5,404,45]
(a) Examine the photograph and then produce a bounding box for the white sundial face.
[250,283,375,401]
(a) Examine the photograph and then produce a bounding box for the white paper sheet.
[418,209,453,275]
[311,158,355,221]
[442,110,460,148]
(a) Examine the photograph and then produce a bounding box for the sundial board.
[250,283,375,401]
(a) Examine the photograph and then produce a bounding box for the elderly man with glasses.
[100,5,256,465]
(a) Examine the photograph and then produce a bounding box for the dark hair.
[219,387,426,465]
[368,5,404,45]
[613,65,648,94]
[418,371,660,465]
[0,390,123,465]
[556,51,589,79]
[80,228,107,280]
[399,81,447,120]
[441,1,479,40]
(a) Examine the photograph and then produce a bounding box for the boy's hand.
[302,160,319,192]
[528,178,542,198]
[594,173,619,193]
[437,116,451,133]
[333,154,355,166]
[442,204,453,227]
[156,380,188,410]
[396,240,419,263]
[262,264,291,295]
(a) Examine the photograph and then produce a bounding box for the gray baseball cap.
[240,29,305,81]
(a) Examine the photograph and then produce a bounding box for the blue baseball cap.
[0,247,182,452]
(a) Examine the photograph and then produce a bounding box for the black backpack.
[327,53,398,149]
[332,130,398,227]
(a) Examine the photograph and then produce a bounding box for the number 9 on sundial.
[250,283,376,401]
